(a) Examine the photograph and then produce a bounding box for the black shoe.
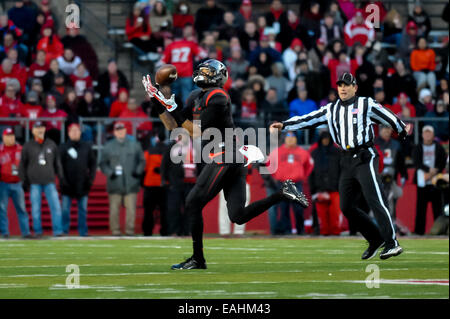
[380,244,403,260]
[171,256,207,270]
[361,240,384,260]
[281,180,309,208]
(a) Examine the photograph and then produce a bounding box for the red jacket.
[125,16,152,41]
[109,100,128,118]
[389,102,416,118]
[40,109,67,130]
[119,107,153,134]
[37,35,64,64]
[325,58,359,89]
[172,14,194,29]
[0,65,26,95]
[0,143,22,183]
[0,95,23,126]
[268,144,314,183]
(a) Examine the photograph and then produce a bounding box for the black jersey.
[182,87,236,153]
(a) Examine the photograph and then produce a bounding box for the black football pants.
[339,147,398,247]
[185,162,284,261]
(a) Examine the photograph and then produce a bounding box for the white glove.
[142,74,178,112]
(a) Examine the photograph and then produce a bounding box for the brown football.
[155,64,178,86]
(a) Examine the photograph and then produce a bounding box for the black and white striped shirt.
[282,96,406,150]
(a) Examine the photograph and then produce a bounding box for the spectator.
[265,0,287,32]
[70,62,93,98]
[28,10,45,50]
[59,123,96,236]
[425,100,449,142]
[383,9,403,46]
[0,31,27,65]
[0,78,23,130]
[61,88,79,125]
[399,21,418,60]
[327,1,345,28]
[324,50,360,89]
[289,88,317,117]
[218,11,239,42]
[234,0,257,29]
[77,88,107,141]
[172,1,194,30]
[18,121,64,238]
[386,59,418,105]
[390,92,416,119]
[300,1,322,47]
[160,133,195,236]
[29,77,45,105]
[249,34,282,67]
[42,58,67,92]
[149,0,173,34]
[142,129,167,236]
[201,33,223,61]
[266,62,290,102]
[410,37,437,95]
[408,3,431,37]
[96,58,130,109]
[240,88,258,120]
[0,13,22,44]
[28,50,49,79]
[109,88,129,118]
[119,97,153,149]
[194,0,224,41]
[261,87,288,124]
[319,88,338,107]
[278,9,309,52]
[319,12,341,46]
[309,131,341,236]
[375,125,408,228]
[0,128,31,238]
[282,38,304,81]
[238,21,259,54]
[46,72,66,106]
[61,23,99,80]
[267,131,314,234]
[57,47,81,76]
[125,2,153,53]
[7,0,36,42]
[20,91,43,130]
[99,121,145,236]
[247,75,266,106]
[343,10,375,47]
[336,0,356,22]
[225,46,249,82]
[36,20,63,65]
[251,50,273,78]
[0,58,25,95]
[160,28,207,104]
[416,88,434,116]
[39,0,58,30]
[40,94,67,145]
[412,125,447,235]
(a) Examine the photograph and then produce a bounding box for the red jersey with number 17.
[161,40,207,78]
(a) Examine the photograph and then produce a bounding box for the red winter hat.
[42,19,54,30]
[290,38,303,49]
[406,21,417,31]
[118,87,129,96]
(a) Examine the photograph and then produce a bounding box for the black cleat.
[380,245,403,260]
[171,256,207,270]
[361,240,384,260]
[281,180,309,208]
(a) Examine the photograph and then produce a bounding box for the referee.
[270,73,412,260]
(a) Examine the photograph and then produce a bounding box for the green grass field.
[0,237,448,299]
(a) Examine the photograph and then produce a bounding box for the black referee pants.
[185,161,284,261]
[339,147,398,247]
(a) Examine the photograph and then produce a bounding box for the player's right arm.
[270,104,330,133]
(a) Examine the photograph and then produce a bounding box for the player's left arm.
[368,98,412,138]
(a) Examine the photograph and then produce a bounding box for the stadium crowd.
[0,0,448,238]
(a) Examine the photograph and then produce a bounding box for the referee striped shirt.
[282,96,407,150]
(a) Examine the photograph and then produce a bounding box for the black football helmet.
[192,59,228,88]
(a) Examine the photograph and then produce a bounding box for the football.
[155,64,178,86]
